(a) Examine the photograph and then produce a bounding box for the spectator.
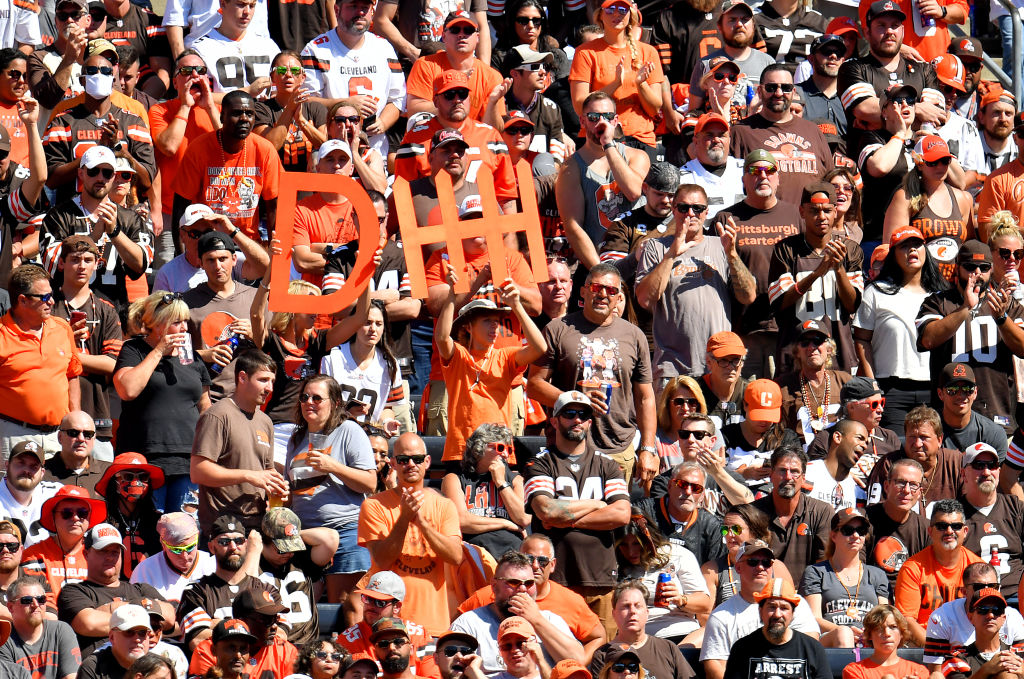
[797,35,848,137]
[863,459,929,590]
[501,47,565,160]
[0,521,23,596]
[370,618,427,679]
[825,168,863,244]
[894,499,982,645]
[0,94,47,285]
[715,151,804,379]
[113,291,211,514]
[0,50,34,169]
[652,377,722,474]
[56,523,173,656]
[689,57,750,124]
[190,0,279,93]
[754,0,825,67]
[555,91,650,269]
[977,88,1017,177]
[130,512,215,605]
[679,113,745,223]
[0,575,81,679]
[855,0,967,64]
[934,363,1011,456]
[319,104,388,194]
[29,0,92,102]
[989,213,1024,299]
[450,551,585,675]
[938,588,1024,679]
[635,461,726,566]
[537,258,572,329]
[775,319,852,441]
[76,604,151,679]
[0,265,82,462]
[842,605,928,679]
[204,620,258,679]
[0,441,62,547]
[853,227,947,436]
[172,90,282,243]
[115,44,157,114]
[94,453,164,578]
[295,638,349,679]
[488,617,549,679]
[253,50,327,172]
[803,419,869,510]
[800,507,889,647]
[931,56,984,190]
[721,380,801,494]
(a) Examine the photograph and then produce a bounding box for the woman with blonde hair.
[568,0,663,150]
[988,211,1024,296]
[113,291,211,512]
[654,376,725,470]
[843,605,928,679]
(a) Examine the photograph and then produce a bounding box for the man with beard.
[450,551,584,676]
[300,0,405,154]
[723,579,829,679]
[730,66,833,206]
[372,618,431,679]
[863,459,930,591]
[130,512,215,605]
[978,107,1024,230]
[797,35,848,137]
[205,619,256,679]
[894,499,982,646]
[712,151,801,378]
[977,88,1017,176]
[948,37,984,119]
[918,242,1024,434]
[76,604,151,679]
[933,366,1008,468]
[679,113,745,223]
[0,442,62,548]
[0,575,81,679]
[0,522,24,596]
[176,514,276,651]
[172,90,282,243]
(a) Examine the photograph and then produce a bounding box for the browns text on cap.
[432,127,469,150]
[914,135,953,163]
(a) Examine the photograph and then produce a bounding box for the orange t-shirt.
[337,618,440,679]
[405,53,505,122]
[978,158,1024,233]
[894,546,982,624]
[568,39,665,146]
[22,537,87,610]
[190,637,297,676]
[293,193,357,286]
[149,100,219,209]
[857,0,970,63]
[357,488,461,637]
[172,131,282,240]
[441,344,522,461]
[0,314,82,426]
[844,658,930,679]
[457,580,601,640]
[0,101,29,166]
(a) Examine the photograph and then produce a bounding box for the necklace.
[800,373,830,430]
[468,345,493,391]
[217,130,250,182]
[833,559,862,621]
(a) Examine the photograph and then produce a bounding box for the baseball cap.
[552,390,593,417]
[970,587,1007,612]
[962,442,1000,467]
[550,660,592,679]
[80,145,116,169]
[458,195,484,218]
[180,204,216,228]
[109,604,152,632]
[800,181,836,205]
[140,597,170,630]
[810,34,846,55]
[212,619,258,644]
[797,318,832,339]
[432,127,470,151]
[0,125,11,152]
[983,87,1016,112]
[599,0,632,8]
[604,644,641,666]
[498,616,536,640]
[370,617,410,642]
[753,578,801,606]
[719,0,753,17]
[503,110,536,129]
[958,239,993,265]
[210,514,247,539]
[826,16,859,36]
[359,571,406,601]
[889,225,925,248]
[196,231,237,258]
[736,539,775,561]
[939,362,977,387]
[840,377,882,403]
[695,111,730,136]
[706,331,745,358]
[881,84,919,105]
[831,506,869,530]
[57,0,88,9]
[949,36,983,61]
[61,234,101,259]
[702,56,740,85]
[436,630,478,650]
[914,135,953,163]
[234,589,287,617]
[744,379,782,423]
[86,38,118,64]
[744,149,777,171]
[443,10,476,29]
[262,507,305,553]
[316,139,352,164]
[866,0,907,24]
[113,156,135,175]
[504,44,554,72]
[9,440,44,464]
[932,54,966,93]
[434,69,470,95]
[85,523,124,551]
[0,520,21,542]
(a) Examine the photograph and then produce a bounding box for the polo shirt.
[750,493,832,586]
[0,313,82,426]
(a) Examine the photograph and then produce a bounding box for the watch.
[997,314,1008,326]
[229,227,241,239]
[109,225,123,239]
[602,142,615,150]
[496,481,512,492]
[639,445,657,454]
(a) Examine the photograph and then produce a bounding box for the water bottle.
[990,546,1002,585]
[655,572,671,607]
[210,334,242,374]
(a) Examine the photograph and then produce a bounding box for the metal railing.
[951,0,1022,102]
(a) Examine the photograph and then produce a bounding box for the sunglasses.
[315,651,345,661]
[361,595,398,608]
[964,60,984,73]
[375,638,410,649]
[117,471,150,483]
[216,536,247,546]
[498,577,536,588]
[944,384,977,395]
[499,639,528,652]
[159,292,184,307]
[857,398,885,410]
[0,542,21,553]
[490,442,510,455]
[525,554,552,567]
[674,203,708,215]
[713,71,739,83]
[273,66,303,76]
[299,393,325,404]
[961,262,992,273]
[115,171,133,181]
[925,157,952,168]
[746,164,778,176]
[612,663,640,674]
[333,115,360,124]
[4,69,24,81]
[975,604,1007,616]
[672,397,701,409]
[932,521,965,532]
[744,557,774,569]
[670,479,705,493]
[85,167,114,179]
[999,248,1024,261]
[177,65,208,76]
[395,454,427,464]
[163,539,198,555]
[506,126,533,136]
[799,335,828,348]
[888,95,917,106]
[120,629,149,638]
[969,459,1000,471]
[16,594,46,605]
[839,523,869,536]
[515,63,547,72]
[83,65,113,76]
[721,525,743,536]
[970,581,1000,590]
[677,430,710,442]
[515,15,543,25]
[603,4,630,13]
[589,283,620,296]
[762,83,795,94]
[56,10,85,20]
[447,25,477,35]
[61,428,96,439]
[442,88,470,101]
[442,645,474,657]
[558,408,592,420]
[585,111,616,123]
[58,507,90,520]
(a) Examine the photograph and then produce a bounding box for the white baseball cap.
[110,604,152,632]
[316,139,352,164]
[552,390,592,417]
[180,204,216,228]
[79,145,116,169]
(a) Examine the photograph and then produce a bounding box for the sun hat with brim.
[40,485,107,532]
[95,452,165,498]
[452,299,512,331]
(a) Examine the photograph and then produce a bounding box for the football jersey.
[338,618,433,669]
[103,5,168,61]
[960,494,1024,600]
[177,574,282,643]
[319,343,404,421]
[838,53,943,137]
[0,480,61,547]
[258,551,323,647]
[523,447,628,588]
[0,0,40,48]
[192,29,281,92]
[300,31,406,152]
[755,4,826,67]
[129,550,216,605]
[924,599,1024,664]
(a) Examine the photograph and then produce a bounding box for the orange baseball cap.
[497,616,536,640]
[914,135,952,162]
[550,660,592,679]
[744,379,782,423]
[826,15,859,36]
[889,225,925,248]
[706,331,745,358]
[434,69,470,94]
[695,111,730,135]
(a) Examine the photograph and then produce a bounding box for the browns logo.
[874,535,909,573]
[262,590,273,602]
[797,523,808,536]
[984,522,998,534]
[953,364,967,378]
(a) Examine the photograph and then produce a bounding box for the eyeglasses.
[969,459,1000,471]
[16,595,45,606]
[925,157,952,168]
[216,536,247,546]
[56,10,85,20]
[588,283,620,296]
[713,71,739,83]
[746,164,777,176]
[677,430,710,442]
[447,25,477,35]
[85,167,114,179]
[499,639,528,652]
[712,355,744,368]
[670,479,705,493]
[375,638,409,649]
[672,397,701,409]
[117,471,150,484]
[333,115,360,124]
[888,95,917,107]
[721,525,743,536]
[743,557,774,569]
[612,663,640,674]
[163,539,198,555]
[315,651,345,661]
[856,398,885,410]
[839,523,869,536]
[673,203,708,215]
[515,15,543,25]
[0,542,21,553]
[83,65,113,76]
[497,577,536,588]
[890,479,922,492]
[831,182,853,194]
[932,521,965,532]
[975,604,1007,616]
[998,248,1024,261]
[603,4,630,13]
[3,69,25,81]
[799,335,828,348]
[395,454,427,465]
[525,554,552,568]
[61,428,96,439]
[299,393,325,404]
[585,111,616,123]
[58,507,90,520]
[442,645,474,657]
[442,88,470,101]
[177,65,208,76]
[115,171,133,181]
[962,262,992,273]
[515,63,547,72]
[558,408,592,420]
[762,83,795,94]
[361,595,398,608]
[273,66,303,76]
[944,384,977,396]
[506,126,534,136]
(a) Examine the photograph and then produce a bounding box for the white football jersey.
[192,28,281,92]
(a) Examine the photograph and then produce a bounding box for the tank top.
[714,554,740,606]
[572,143,630,248]
[913,184,968,283]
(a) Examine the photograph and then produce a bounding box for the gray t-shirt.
[0,620,81,679]
[689,48,776,105]
[286,419,376,527]
[636,236,732,378]
[153,252,248,293]
[798,561,889,625]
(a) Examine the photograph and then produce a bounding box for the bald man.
[43,411,111,496]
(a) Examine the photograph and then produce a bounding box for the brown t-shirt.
[191,397,275,533]
[183,282,262,401]
[865,448,964,513]
[729,113,835,206]
[590,636,696,679]
[749,492,832,586]
[864,502,930,591]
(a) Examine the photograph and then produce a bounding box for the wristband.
[109,225,123,239]
[997,314,1008,326]
[603,143,615,150]
[940,4,948,19]
[175,113,189,122]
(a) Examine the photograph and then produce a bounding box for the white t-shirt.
[130,549,216,604]
[450,605,575,676]
[191,28,281,92]
[678,156,746,222]
[0,0,40,49]
[320,343,404,422]
[700,592,819,661]
[923,598,1024,664]
[164,0,270,48]
[804,459,856,511]
[853,284,931,381]
[620,542,712,639]
[939,112,985,174]
[0,479,61,547]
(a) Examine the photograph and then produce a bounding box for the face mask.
[84,73,114,99]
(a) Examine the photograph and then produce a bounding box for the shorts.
[327,523,371,575]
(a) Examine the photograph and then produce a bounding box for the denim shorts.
[326,523,371,575]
